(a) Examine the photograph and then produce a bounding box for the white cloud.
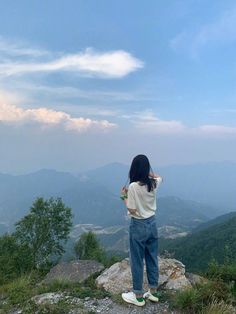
[0,102,116,133]
[0,47,143,78]
[0,89,28,105]
[0,36,49,58]
[128,110,236,137]
[197,124,236,136]
[130,111,186,134]
[170,6,236,56]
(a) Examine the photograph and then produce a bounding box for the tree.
[14,197,73,268]
[74,231,106,263]
[0,234,32,284]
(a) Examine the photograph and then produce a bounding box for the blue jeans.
[129,215,158,294]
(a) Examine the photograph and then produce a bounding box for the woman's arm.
[121,187,137,215]
[123,198,137,215]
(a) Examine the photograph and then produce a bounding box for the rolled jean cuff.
[133,289,145,295]
[148,284,158,289]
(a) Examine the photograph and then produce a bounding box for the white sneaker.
[121,292,145,306]
[143,290,159,302]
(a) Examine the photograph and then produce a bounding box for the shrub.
[1,275,34,306]
[74,231,122,268]
[0,235,33,284]
[172,280,232,313]
[74,231,106,263]
[173,288,199,313]
[207,259,236,282]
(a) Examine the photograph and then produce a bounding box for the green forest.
[159,215,236,272]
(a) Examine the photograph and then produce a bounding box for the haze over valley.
[0,161,235,255]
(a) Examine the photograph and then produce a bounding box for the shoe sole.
[122,294,145,307]
[147,296,159,302]
[143,293,159,303]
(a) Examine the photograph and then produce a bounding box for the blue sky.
[0,0,236,173]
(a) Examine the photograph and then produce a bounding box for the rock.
[96,259,132,294]
[43,260,104,284]
[159,258,191,290]
[96,257,191,294]
[186,272,208,286]
[32,292,65,305]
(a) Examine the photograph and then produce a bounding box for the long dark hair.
[129,154,156,192]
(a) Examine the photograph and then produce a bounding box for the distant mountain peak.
[26,168,75,177]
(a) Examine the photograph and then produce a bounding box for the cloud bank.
[129,111,236,137]
[0,102,116,133]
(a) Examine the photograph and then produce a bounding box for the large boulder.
[96,257,191,294]
[43,260,104,284]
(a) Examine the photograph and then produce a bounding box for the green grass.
[172,280,234,313]
[205,260,236,303]
[37,271,110,299]
[0,270,110,313]
[0,275,34,305]
[173,288,199,313]
[207,260,236,280]
[201,299,235,314]
[36,278,74,294]
[3,260,236,314]
[14,298,81,314]
[111,293,123,305]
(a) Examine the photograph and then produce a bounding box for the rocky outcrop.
[31,293,175,313]
[96,259,131,294]
[159,257,191,290]
[32,292,65,305]
[43,257,192,293]
[43,260,104,284]
[96,257,191,294]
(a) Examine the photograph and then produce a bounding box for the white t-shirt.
[127,177,162,219]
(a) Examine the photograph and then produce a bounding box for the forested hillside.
[192,211,236,233]
[159,216,236,272]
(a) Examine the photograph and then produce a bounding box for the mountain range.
[0,161,235,235]
[81,161,236,212]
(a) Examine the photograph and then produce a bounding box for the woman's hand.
[121,187,128,193]
[149,173,163,181]
[120,187,128,200]
[128,208,138,215]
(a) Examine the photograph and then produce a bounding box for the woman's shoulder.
[129,182,147,192]
[128,182,139,189]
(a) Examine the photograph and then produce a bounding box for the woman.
[121,154,163,307]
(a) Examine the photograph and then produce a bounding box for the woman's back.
[127,177,162,219]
